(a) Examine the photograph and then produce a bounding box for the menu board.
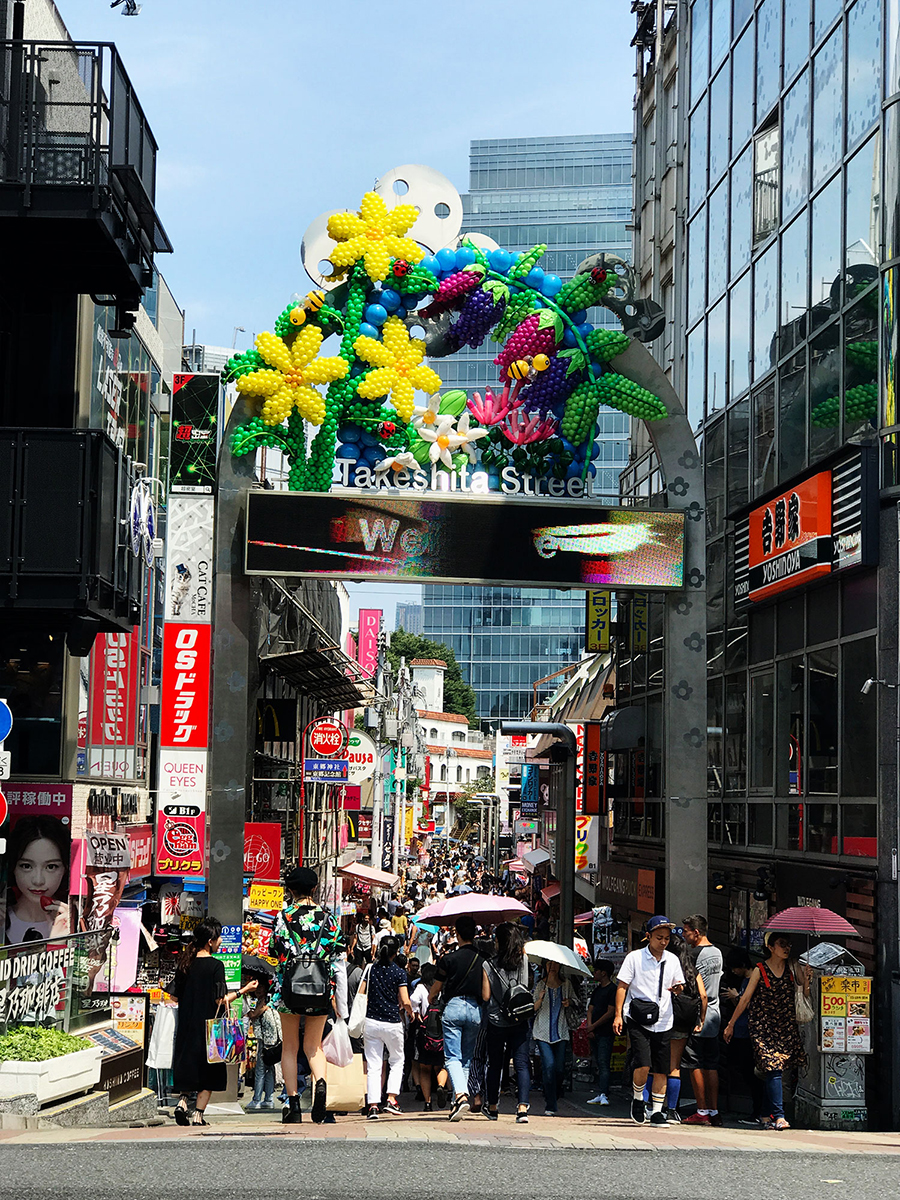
[819,975,872,1054]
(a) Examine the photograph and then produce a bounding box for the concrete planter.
[0,1046,102,1105]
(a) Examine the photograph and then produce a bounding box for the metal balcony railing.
[0,39,170,253]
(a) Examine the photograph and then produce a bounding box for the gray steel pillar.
[614,340,708,919]
[207,395,262,926]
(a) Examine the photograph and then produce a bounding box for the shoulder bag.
[206,999,246,1064]
[671,958,702,1028]
[347,964,370,1039]
[628,960,665,1027]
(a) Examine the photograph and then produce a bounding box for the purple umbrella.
[416,893,531,927]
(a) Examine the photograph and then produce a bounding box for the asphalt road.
[0,1142,892,1200]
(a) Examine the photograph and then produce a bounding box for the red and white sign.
[747,472,832,602]
[357,608,381,677]
[0,789,6,827]
[155,812,205,876]
[308,719,348,758]
[127,823,153,880]
[567,722,585,814]
[159,750,208,806]
[244,822,282,882]
[86,628,141,779]
[159,623,211,749]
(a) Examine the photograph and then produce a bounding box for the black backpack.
[488,962,535,1027]
[282,911,330,1014]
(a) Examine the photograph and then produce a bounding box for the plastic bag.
[322,1017,353,1067]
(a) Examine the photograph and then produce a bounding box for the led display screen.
[245,492,684,591]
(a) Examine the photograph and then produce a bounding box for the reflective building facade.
[616,0,900,1126]
[423,135,633,722]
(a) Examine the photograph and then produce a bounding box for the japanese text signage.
[819,975,872,1054]
[308,719,348,758]
[583,722,602,816]
[585,590,611,653]
[746,472,832,602]
[244,822,282,882]
[357,609,381,676]
[304,758,349,783]
[86,629,141,780]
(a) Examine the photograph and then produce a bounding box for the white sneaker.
[587,1094,606,1104]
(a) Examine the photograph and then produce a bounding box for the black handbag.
[628,960,665,1027]
[672,990,702,1027]
[261,1040,283,1066]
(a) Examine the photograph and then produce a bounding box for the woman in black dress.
[171,918,258,1126]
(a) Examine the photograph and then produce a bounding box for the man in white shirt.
[613,915,685,1125]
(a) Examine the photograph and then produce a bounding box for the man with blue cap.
[612,915,685,1125]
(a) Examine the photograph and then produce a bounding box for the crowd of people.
[166,844,812,1132]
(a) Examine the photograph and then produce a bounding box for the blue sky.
[61,0,638,352]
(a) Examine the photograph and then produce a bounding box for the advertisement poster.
[357,609,381,676]
[244,823,282,882]
[574,815,599,873]
[159,626,212,749]
[85,629,141,781]
[95,908,142,993]
[111,994,148,1046]
[847,1018,871,1052]
[2,786,73,946]
[155,812,205,877]
[819,976,873,1055]
[169,373,220,494]
[164,495,214,622]
[248,883,283,913]
[821,1016,846,1052]
[585,589,611,653]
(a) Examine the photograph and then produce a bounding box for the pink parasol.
[416,892,531,927]
[760,906,858,937]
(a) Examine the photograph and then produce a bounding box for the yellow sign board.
[820,975,871,996]
[249,882,284,912]
[631,594,649,652]
[404,805,414,843]
[585,589,611,653]
[821,993,847,1017]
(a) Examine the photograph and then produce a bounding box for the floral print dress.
[270,903,345,1016]
[748,962,807,1073]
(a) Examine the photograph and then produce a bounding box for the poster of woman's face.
[4,815,72,945]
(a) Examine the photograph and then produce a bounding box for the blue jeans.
[765,1069,784,1119]
[593,1033,614,1096]
[537,1039,565,1112]
[253,1055,275,1103]
[442,996,484,1097]
[485,1020,531,1107]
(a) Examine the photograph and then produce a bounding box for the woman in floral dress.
[723,932,810,1130]
[271,866,344,1125]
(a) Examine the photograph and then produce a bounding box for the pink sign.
[357,609,381,676]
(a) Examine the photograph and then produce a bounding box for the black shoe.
[282,1095,302,1125]
[435,1085,448,1110]
[311,1079,327,1124]
[631,1099,646,1124]
[449,1094,470,1122]
[649,1110,668,1125]
[174,1104,190,1126]
[709,1112,723,1126]
[485,1108,499,1121]
[665,1107,682,1124]
[423,1101,433,1112]
[367,1104,380,1121]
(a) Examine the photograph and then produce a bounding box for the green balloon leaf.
[438,389,468,417]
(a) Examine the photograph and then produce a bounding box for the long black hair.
[376,936,399,966]
[179,917,222,971]
[6,815,71,937]
[495,921,526,973]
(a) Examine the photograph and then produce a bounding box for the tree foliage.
[387,629,478,725]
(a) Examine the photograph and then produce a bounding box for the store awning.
[261,648,367,710]
[338,862,400,889]
[522,847,551,873]
[542,882,561,903]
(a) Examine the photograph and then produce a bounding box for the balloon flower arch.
[224,165,667,493]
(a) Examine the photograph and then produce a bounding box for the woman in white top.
[532,961,575,1116]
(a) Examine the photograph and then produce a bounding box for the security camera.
[860,678,875,695]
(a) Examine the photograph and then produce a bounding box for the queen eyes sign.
[245,492,684,591]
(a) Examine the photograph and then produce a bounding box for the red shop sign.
[159,623,211,749]
[88,629,140,747]
[308,719,347,758]
[244,822,282,882]
[155,811,206,877]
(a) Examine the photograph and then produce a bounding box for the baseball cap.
[646,915,674,934]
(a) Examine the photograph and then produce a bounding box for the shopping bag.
[347,966,369,1039]
[206,1002,247,1064]
[326,1053,366,1112]
[323,1017,353,1068]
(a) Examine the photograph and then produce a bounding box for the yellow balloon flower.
[327,192,425,283]
[354,318,442,422]
[236,326,348,426]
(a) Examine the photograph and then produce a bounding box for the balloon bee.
[288,290,328,326]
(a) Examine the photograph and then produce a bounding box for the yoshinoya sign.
[733,449,877,608]
[245,492,685,591]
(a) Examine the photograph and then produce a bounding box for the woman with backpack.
[410,962,449,1110]
[484,922,533,1123]
[271,867,345,1125]
[532,959,575,1116]
[358,936,413,1119]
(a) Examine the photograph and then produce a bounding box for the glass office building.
[423,135,633,722]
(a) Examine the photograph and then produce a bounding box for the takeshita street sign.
[244,491,684,591]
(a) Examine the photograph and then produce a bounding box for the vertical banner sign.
[567,723,585,814]
[585,590,611,653]
[519,764,540,818]
[574,815,599,873]
[583,722,602,815]
[169,374,220,495]
[156,494,214,877]
[86,628,141,780]
[357,608,382,677]
[631,594,649,653]
[244,823,282,883]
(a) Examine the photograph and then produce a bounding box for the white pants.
[364,1019,405,1104]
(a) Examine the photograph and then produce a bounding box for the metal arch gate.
[206,339,707,937]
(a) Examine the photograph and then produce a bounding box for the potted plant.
[0,1026,102,1105]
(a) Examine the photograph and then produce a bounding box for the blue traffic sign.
[0,700,12,743]
[304,758,348,783]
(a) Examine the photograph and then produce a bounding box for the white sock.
[708,1109,718,1116]
[698,1109,709,1115]
[633,1083,645,1102]
[650,1092,665,1115]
